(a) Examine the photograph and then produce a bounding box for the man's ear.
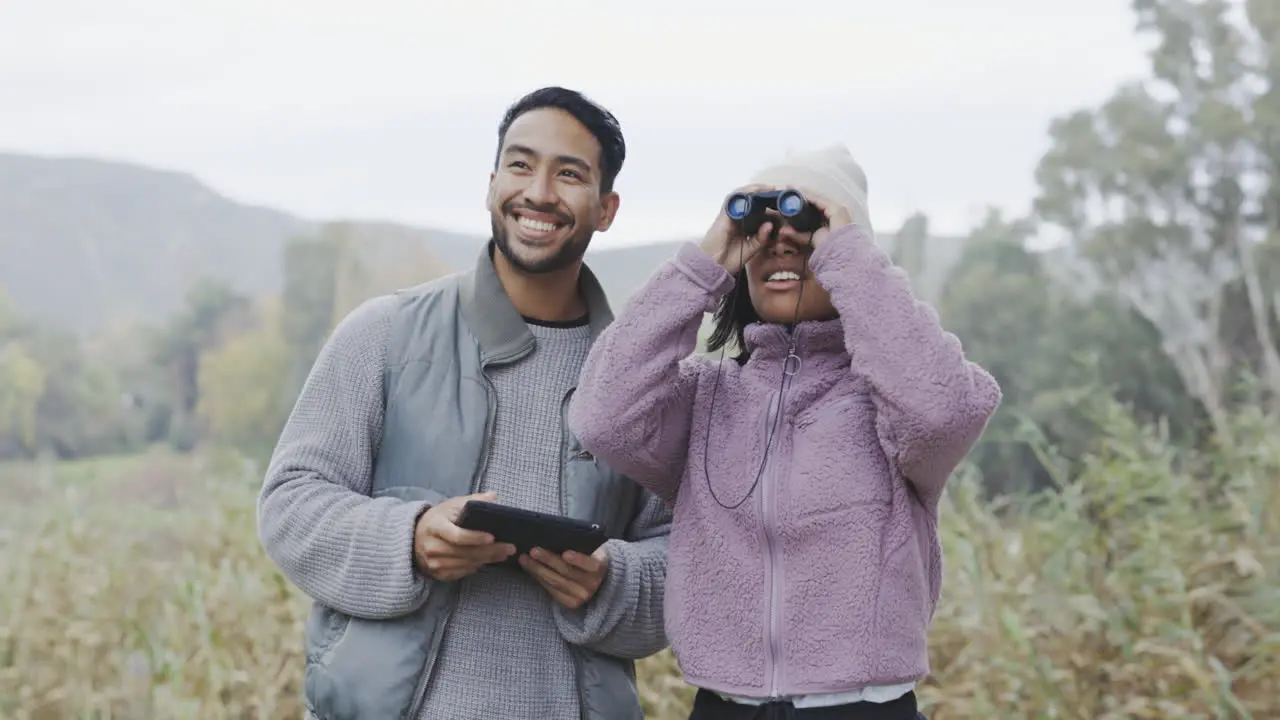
[595,192,621,232]
[485,171,496,207]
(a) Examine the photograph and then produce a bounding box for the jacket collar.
[743,318,847,364]
[458,241,614,365]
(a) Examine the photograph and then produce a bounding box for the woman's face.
[744,224,838,325]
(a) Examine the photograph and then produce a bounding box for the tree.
[280,234,341,396]
[891,211,929,280]
[1034,0,1280,438]
[0,288,142,460]
[279,222,453,395]
[940,210,1059,494]
[940,208,1202,495]
[0,341,46,454]
[148,278,249,449]
[27,326,134,459]
[198,300,291,462]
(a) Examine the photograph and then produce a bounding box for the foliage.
[2,402,1277,719]
[3,2,1280,717]
[147,278,252,451]
[279,223,455,395]
[938,208,1206,495]
[197,299,292,463]
[0,304,146,461]
[0,341,46,453]
[1034,0,1280,433]
[927,398,1279,718]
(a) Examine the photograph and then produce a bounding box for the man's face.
[488,108,620,274]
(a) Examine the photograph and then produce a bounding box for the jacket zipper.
[406,368,501,719]
[759,388,782,698]
[762,341,799,699]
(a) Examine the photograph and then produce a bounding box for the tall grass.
[1,400,1277,719]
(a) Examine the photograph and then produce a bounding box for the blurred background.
[1,0,1278,718]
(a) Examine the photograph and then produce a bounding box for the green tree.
[279,222,453,396]
[198,301,291,461]
[0,341,47,454]
[0,288,141,460]
[940,209,1201,495]
[940,211,1056,494]
[148,278,249,450]
[281,234,340,396]
[1034,0,1280,438]
[28,327,133,458]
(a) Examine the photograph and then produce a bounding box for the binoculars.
[724,189,826,235]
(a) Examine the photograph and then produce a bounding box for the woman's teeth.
[518,216,560,233]
[766,271,801,281]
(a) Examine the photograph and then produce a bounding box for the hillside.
[0,153,476,333]
[0,153,310,332]
[0,152,964,332]
[584,240,686,308]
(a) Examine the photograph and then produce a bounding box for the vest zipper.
[559,388,573,516]
[406,369,500,719]
[560,387,591,720]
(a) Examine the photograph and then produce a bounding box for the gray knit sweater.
[259,295,671,720]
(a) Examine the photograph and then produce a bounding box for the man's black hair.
[495,86,626,193]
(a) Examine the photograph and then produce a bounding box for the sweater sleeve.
[568,242,731,504]
[809,225,1002,507]
[256,295,439,620]
[553,488,672,658]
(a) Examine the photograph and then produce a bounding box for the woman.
[568,143,1000,720]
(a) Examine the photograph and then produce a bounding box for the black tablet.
[456,500,608,559]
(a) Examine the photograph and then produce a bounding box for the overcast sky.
[0,0,1149,248]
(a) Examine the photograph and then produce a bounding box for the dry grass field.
[2,405,1277,719]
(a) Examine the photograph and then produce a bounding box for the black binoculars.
[724,189,826,235]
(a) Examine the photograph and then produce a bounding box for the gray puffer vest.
[303,246,646,720]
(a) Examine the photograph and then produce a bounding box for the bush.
[1,400,1277,719]
[922,399,1279,718]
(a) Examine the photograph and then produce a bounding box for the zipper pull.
[783,342,801,377]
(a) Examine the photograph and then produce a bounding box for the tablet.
[455,500,608,560]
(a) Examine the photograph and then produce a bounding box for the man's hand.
[413,492,516,582]
[519,546,610,610]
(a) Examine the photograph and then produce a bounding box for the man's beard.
[490,208,594,275]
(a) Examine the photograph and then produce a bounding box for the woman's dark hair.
[495,86,626,193]
[705,269,759,363]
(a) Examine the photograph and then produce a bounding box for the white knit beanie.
[747,143,872,234]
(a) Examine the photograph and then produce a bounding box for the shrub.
[1,400,1276,719]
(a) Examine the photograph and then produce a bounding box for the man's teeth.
[518,216,560,232]
[767,271,801,281]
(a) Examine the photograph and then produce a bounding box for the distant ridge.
[0,152,965,332]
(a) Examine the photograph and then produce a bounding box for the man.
[258,86,671,720]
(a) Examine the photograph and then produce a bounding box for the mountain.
[0,153,492,333]
[584,239,686,309]
[0,152,966,332]
[0,152,311,332]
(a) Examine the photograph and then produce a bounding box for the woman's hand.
[801,188,855,248]
[699,184,777,276]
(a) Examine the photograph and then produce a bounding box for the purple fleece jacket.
[568,226,1001,699]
